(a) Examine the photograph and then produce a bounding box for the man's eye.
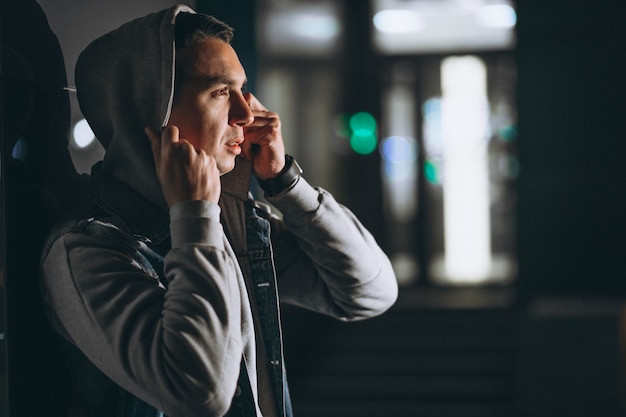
[213,88,230,97]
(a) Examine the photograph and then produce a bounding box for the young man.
[40,5,397,417]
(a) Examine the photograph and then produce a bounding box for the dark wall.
[196,0,258,93]
[1,1,80,415]
[516,2,626,415]
[516,0,626,298]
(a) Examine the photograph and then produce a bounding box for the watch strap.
[257,155,303,196]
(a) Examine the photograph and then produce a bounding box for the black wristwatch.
[257,155,303,196]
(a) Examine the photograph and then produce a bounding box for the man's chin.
[218,159,237,176]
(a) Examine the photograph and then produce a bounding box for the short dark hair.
[174,12,234,49]
[172,12,235,103]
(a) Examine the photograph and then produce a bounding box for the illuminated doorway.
[374,0,518,286]
[255,0,518,287]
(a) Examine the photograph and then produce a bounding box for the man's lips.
[226,138,243,155]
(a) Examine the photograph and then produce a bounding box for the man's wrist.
[257,155,303,196]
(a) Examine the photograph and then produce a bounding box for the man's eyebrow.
[198,76,248,89]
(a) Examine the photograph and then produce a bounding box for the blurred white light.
[476,4,517,29]
[260,4,342,56]
[440,56,491,283]
[372,0,516,54]
[456,0,486,10]
[422,97,444,158]
[72,118,96,149]
[290,13,340,40]
[373,10,424,34]
[380,82,419,222]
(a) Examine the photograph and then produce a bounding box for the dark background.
[1,0,625,416]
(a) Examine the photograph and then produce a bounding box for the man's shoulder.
[43,217,140,257]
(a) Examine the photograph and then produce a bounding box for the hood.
[75,4,193,212]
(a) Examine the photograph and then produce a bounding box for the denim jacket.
[40,159,397,417]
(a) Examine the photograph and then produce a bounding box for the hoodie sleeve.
[266,177,398,321]
[40,200,244,417]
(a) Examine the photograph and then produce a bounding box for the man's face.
[167,37,253,175]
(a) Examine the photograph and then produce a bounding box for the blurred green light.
[349,112,377,135]
[348,112,378,155]
[350,131,377,155]
[424,160,439,184]
[498,125,518,141]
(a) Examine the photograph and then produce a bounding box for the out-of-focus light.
[380,79,419,224]
[335,111,379,155]
[350,132,377,155]
[456,0,486,10]
[349,112,377,136]
[476,4,517,29]
[424,159,440,184]
[349,112,378,155]
[380,136,416,164]
[372,0,516,54]
[290,13,340,40]
[373,10,424,34]
[497,124,518,141]
[72,119,96,149]
[381,136,418,181]
[422,97,444,158]
[423,97,442,118]
[440,55,491,283]
[260,4,342,56]
[11,137,28,161]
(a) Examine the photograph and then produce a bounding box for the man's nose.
[229,93,254,127]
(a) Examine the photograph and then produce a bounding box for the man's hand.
[241,93,286,180]
[145,126,221,207]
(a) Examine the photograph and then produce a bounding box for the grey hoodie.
[42,4,398,417]
[75,4,192,213]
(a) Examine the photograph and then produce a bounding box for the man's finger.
[248,113,278,125]
[161,125,181,145]
[245,92,268,112]
[240,139,253,160]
